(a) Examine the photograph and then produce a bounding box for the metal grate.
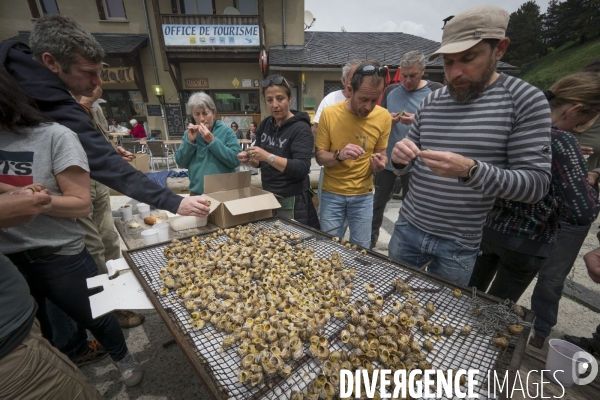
[323,81,344,97]
[124,218,528,400]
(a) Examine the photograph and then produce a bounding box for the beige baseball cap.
[429,5,509,61]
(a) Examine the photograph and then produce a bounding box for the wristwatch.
[333,149,343,162]
[268,154,275,164]
[467,162,478,180]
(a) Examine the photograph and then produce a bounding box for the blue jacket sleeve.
[207,130,241,169]
[175,130,197,169]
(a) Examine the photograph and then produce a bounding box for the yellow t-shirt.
[316,101,391,195]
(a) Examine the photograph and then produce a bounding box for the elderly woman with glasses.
[238,75,320,229]
[175,92,241,195]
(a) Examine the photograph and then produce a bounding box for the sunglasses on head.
[261,75,290,88]
[354,65,388,77]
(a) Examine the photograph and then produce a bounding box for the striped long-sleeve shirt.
[393,74,552,245]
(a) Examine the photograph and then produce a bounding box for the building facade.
[0,0,515,138]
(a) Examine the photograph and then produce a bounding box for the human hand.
[338,144,365,161]
[177,196,210,217]
[198,123,214,144]
[399,112,415,125]
[391,138,420,165]
[187,123,200,143]
[588,171,599,186]
[390,112,402,125]
[583,245,600,284]
[116,146,135,162]
[13,183,49,195]
[0,192,52,228]
[237,151,250,164]
[581,146,594,156]
[246,146,270,163]
[369,153,386,172]
[419,150,475,178]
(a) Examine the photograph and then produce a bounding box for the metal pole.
[142,0,170,139]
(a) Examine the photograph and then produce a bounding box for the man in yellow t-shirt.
[315,61,391,248]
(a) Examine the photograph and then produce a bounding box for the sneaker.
[113,310,145,329]
[72,340,109,367]
[528,333,546,349]
[115,352,144,387]
[564,334,597,355]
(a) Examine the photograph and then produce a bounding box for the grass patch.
[519,38,600,89]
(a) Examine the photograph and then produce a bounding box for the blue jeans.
[16,249,127,361]
[46,299,88,359]
[388,215,480,285]
[532,222,591,338]
[319,191,373,249]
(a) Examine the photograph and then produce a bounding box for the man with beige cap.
[387,5,552,285]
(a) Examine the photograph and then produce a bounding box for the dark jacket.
[255,111,313,197]
[0,40,182,213]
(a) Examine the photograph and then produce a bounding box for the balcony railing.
[161,14,259,26]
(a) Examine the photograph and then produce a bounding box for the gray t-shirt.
[0,123,90,254]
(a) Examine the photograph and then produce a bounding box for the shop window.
[324,81,344,97]
[237,0,258,14]
[28,0,59,17]
[99,90,147,125]
[179,0,215,14]
[182,90,261,115]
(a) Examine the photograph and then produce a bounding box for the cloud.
[372,20,427,37]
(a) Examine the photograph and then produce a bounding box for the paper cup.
[119,204,133,221]
[140,229,159,245]
[544,339,591,387]
[153,222,170,242]
[137,203,150,218]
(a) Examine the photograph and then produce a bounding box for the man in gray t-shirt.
[371,51,443,249]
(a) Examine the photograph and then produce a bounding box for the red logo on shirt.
[0,150,33,187]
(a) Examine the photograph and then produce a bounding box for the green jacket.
[175,120,241,194]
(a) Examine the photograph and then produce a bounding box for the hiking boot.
[564,335,597,355]
[71,340,109,367]
[113,310,145,329]
[528,333,546,349]
[115,352,144,387]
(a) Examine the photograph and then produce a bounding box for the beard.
[446,58,497,103]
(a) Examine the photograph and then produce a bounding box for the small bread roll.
[144,216,157,225]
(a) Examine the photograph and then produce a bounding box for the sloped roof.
[8,31,148,56]
[269,31,514,69]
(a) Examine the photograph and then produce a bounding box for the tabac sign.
[100,67,135,84]
[162,24,259,47]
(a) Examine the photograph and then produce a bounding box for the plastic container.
[544,338,590,387]
[137,203,150,218]
[153,222,170,242]
[140,229,159,245]
[119,204,132,221]
[166,211,208,231]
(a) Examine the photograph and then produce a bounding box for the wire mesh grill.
[125,218,526,400]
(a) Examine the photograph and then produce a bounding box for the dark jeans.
[46,299,88,359]
[371,170,409,247]
[469,235,545,303]
[16,249,127,361]
[531,222,591,337]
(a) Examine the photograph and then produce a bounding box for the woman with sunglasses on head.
[0,67,143,387]
[238,75,320,229]
[469,72,600,343]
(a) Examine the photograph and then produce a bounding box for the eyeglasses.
[354,65,388,77]
[261,75,290,88]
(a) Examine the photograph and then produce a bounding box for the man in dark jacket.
[0,15,209,218]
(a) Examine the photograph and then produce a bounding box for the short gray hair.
[400,50,426,70]
[187,92,217,115]
[342,59,362,80]
[129,119,138,125]
[30,15,105,72]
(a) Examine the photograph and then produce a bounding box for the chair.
[150,130,162,139]
[121,139,139,154]
[147,141,176,170]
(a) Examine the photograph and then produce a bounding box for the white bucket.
[119,204,133,221]
[544,338,592,387]
[153,222,170,242]
[140,229,159,245]
[137,203,150,218]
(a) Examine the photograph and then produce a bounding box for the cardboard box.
[203,171,280,228]
[128,153,150,173]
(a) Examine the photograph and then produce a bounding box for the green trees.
[504,1,545,66]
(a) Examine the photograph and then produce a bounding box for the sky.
[303,0,549,42]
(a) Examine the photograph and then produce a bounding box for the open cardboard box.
[128,153,149,173]
[203,171,280,228]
